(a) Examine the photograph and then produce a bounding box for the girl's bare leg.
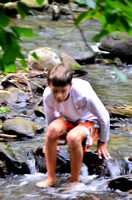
[36,119,66,187]
[66,126,86,182]
[36,137,57,187]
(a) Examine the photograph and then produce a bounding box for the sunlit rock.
[0,91,11,104]
[34,106,45,118]
[3,117,43,138]
[27,47,61,71]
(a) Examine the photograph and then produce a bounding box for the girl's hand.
[97,141,111,160]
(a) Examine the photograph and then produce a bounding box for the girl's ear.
[70,82,72,88]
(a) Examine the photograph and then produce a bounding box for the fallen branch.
[0,134,17,138]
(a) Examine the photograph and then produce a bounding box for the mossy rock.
[107,104,132,118]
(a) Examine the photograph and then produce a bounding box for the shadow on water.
[1,12,132,200]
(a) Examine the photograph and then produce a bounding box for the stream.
[0,9,132,200]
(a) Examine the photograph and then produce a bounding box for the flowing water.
[0,11,132,200]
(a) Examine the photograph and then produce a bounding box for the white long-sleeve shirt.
[43,78,110,142]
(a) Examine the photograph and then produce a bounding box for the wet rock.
[56,42,96,63]
[3,0,48,17]
[7,87,29,108]
[34,146,70,174]
[0,145,30,176]
[0,160,8,178]
[21,0,48,10]
[52,3,61,20]
[128,157,132,162]
[99,32,132,63]
[4,2,18,17]
[34,147,130,177]
[27,47,61,71]
[34,146,47,173]
[60,52,80,67]
[30,81,44,96]
[107,104,132,118]
[34,106,45,118]
[0,91,11,104]
[108,177,132,192]
[28,97,43,109]
[83,151,111,177]
[34,148,131,177]
[3,117,38,138]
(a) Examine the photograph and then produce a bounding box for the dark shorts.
[57,117,100,152]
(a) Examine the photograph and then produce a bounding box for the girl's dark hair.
[47,63,72,86]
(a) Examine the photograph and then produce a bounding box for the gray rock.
[55,42,95,62]
[60,52,80,67]
[99,32,132,62]
[7,87,29,107]
[3,117,37,138]
[34,106,45,118]
[0,91,11,104]
[27,47,61,71]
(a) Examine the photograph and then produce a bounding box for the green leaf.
[11,26,40,38]
[71,63,82,69]
[0,30,25,67]
[31,52,39,60]
[36,0,44,6]
[0,107,11,113]
[0,30,21,64]
[0,9,9,28]
[17,2,30,19]
[19,59,27,71]
[76,11,89,25]
[112,66,127,82]
[3,63,17,74]
[0,59,4,72]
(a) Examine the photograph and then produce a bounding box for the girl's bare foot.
[36,178,56,187]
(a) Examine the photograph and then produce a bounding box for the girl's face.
[48,83,72,103]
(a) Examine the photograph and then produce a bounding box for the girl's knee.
[46,124,58,139]
[66,134,79,149]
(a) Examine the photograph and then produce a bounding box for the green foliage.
[0,9,9,28]
[112,66,127,82]
[0,1,41,74]
[31,52,39,60]
[0,107,11,113]
[17,2,30,19]
[76,0,132,41]
[71,63,82,69]
[11,26,40,38]
[36,0,45,6]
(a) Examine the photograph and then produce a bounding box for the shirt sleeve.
[43,88,55,127]
[86,84,110,142]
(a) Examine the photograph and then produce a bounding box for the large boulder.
[60,52,80,67]
[27,47,61,71]
[3,0,48,16]
[34,148,131,178]
[99,32,132,63]
[0,144,30,177]
[108,177,132,192]
[3,117,43,138]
